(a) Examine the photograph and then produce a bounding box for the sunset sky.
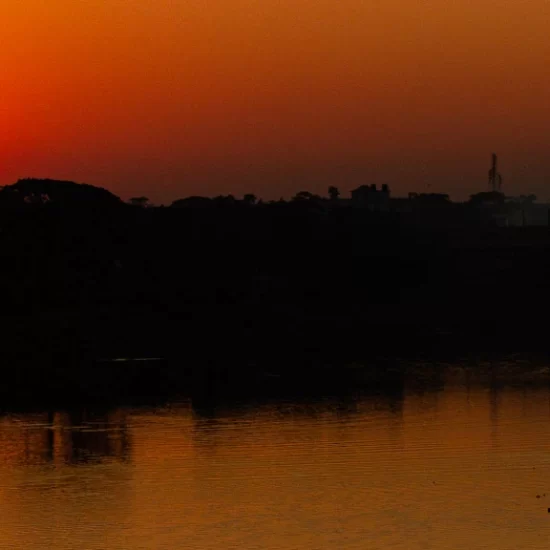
[1,0,549,203]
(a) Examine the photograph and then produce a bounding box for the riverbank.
[0,202,548,404]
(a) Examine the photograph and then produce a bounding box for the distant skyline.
[2,0,549,203]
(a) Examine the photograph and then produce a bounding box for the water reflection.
[189,369,406,419]
[0,361,550,549]
[0,409,131,467]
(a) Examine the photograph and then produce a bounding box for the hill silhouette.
[0,178,122,208]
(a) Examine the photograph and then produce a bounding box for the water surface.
[1,362,550,549]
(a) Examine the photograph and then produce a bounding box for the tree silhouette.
[292,191,320,201]
[0,178,122,208]
[328,186,340,201]
[243,194,257,206]
[129,196,149,207]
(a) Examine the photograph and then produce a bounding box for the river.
[1,360,550,549]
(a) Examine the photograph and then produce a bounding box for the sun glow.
[1,0,549,201]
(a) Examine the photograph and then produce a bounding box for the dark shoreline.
[0,181,548,406]
[1,341,548,410]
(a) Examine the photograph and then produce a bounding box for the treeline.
[0,179,548,367]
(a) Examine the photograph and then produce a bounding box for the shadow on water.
[0,408,132,466]
[3,355,550,471]
[51,408,132,465]
[0,352,411,409]
[2,353,549,417]
[188,365,406,419]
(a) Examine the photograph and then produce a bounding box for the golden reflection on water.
[1,367,550,549]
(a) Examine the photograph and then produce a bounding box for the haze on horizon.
[1,0,549,204]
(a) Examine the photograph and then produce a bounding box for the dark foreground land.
[0,179,549,402]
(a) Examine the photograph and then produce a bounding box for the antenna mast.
[488,153,502,192]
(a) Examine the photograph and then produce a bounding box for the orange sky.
[1,0,549,203]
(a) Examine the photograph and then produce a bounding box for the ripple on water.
[1,367,550,549]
